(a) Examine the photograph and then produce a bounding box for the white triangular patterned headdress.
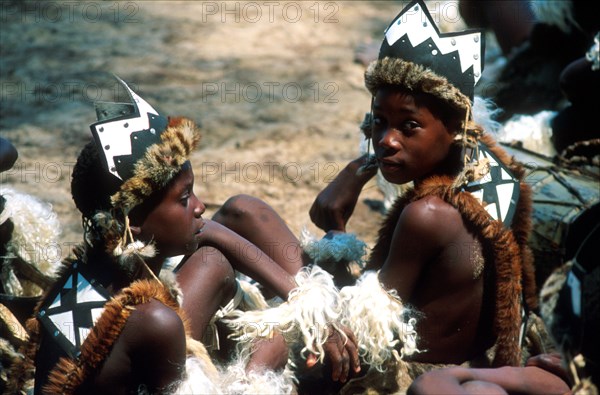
[90,76,169,182]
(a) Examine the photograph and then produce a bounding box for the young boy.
[5,78,204,394]
[307,0,544,390]
[406,224,599,395]
[212,2,543,391]
[6,76,358,394]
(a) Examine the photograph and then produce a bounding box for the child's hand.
[525,353,569,384]
[310,176,360,232]
[306,325,361,383]
[310,156,375,232]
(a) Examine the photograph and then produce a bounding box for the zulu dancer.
[307,0,548,391]
[7,76,360,394]
[6,77,218,394]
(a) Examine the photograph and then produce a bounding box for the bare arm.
[197,219,296,299]
[310,155,377,232]
[377,196,453,300]
[127,300,187,392]
[408,366,571,395]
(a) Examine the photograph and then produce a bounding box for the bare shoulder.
[400,196,463,241]
[124,299,185,347]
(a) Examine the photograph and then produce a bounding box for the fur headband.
[110,117,201,213]
[364,57,472,119]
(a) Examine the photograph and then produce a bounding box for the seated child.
[407,224,599,395]
[6,77,220,394]
[5,76,360,394]
[307,0,546,391]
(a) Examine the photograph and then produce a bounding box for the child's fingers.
[306,353,318,368]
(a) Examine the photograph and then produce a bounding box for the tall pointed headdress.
[364,0,485,114]
[90,76,168,182]
[363,1,520,227]
[89,76,201,213]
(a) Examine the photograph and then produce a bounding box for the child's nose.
[379,128,401,149]
[193,197,206,217]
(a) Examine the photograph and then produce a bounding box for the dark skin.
[311,87,490,364]
[201,194,361,382]
[407,364,570,395]
[170,173,360,381]
[0,137,18,173]
[41,164,202,394]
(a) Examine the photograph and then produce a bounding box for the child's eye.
[372,116,385,128]
[400,121,419,135]
[180,194,190,206]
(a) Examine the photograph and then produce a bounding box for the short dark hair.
[71,140,122,220]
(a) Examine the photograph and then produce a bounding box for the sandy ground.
[1,1,474,262]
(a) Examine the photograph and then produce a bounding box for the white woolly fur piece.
[219,356,295,395]
[238,279,270,310]
[224,265,343,363]
[164,354,296,395]
[0,186,61,295]
[339,271,419,372]
[165,356,223,395]
[496,111,557,158]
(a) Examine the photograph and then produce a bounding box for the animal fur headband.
[90,76,201,214]
[364,0,485,118]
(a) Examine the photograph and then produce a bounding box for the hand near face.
[310,157,375,232]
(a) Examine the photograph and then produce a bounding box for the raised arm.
[310,155,377,232]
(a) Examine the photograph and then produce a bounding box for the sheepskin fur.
[339,271,419,372]
[224,265,343,363]
[0,186,61,296]
[111,117,201,213]
[218,355,296,395]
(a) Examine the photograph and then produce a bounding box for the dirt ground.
[1,1,473,261]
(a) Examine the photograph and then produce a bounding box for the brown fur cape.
[6,251,200,395]
[366,134,537,367]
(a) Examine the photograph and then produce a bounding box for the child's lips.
[379,159,403,170]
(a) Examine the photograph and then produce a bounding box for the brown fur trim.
[366,134,537,367]
[41,279,184,394]
[5,247,205,394]
[364,57,471,117]
[479,135,537,311]
[111,117,201,213]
